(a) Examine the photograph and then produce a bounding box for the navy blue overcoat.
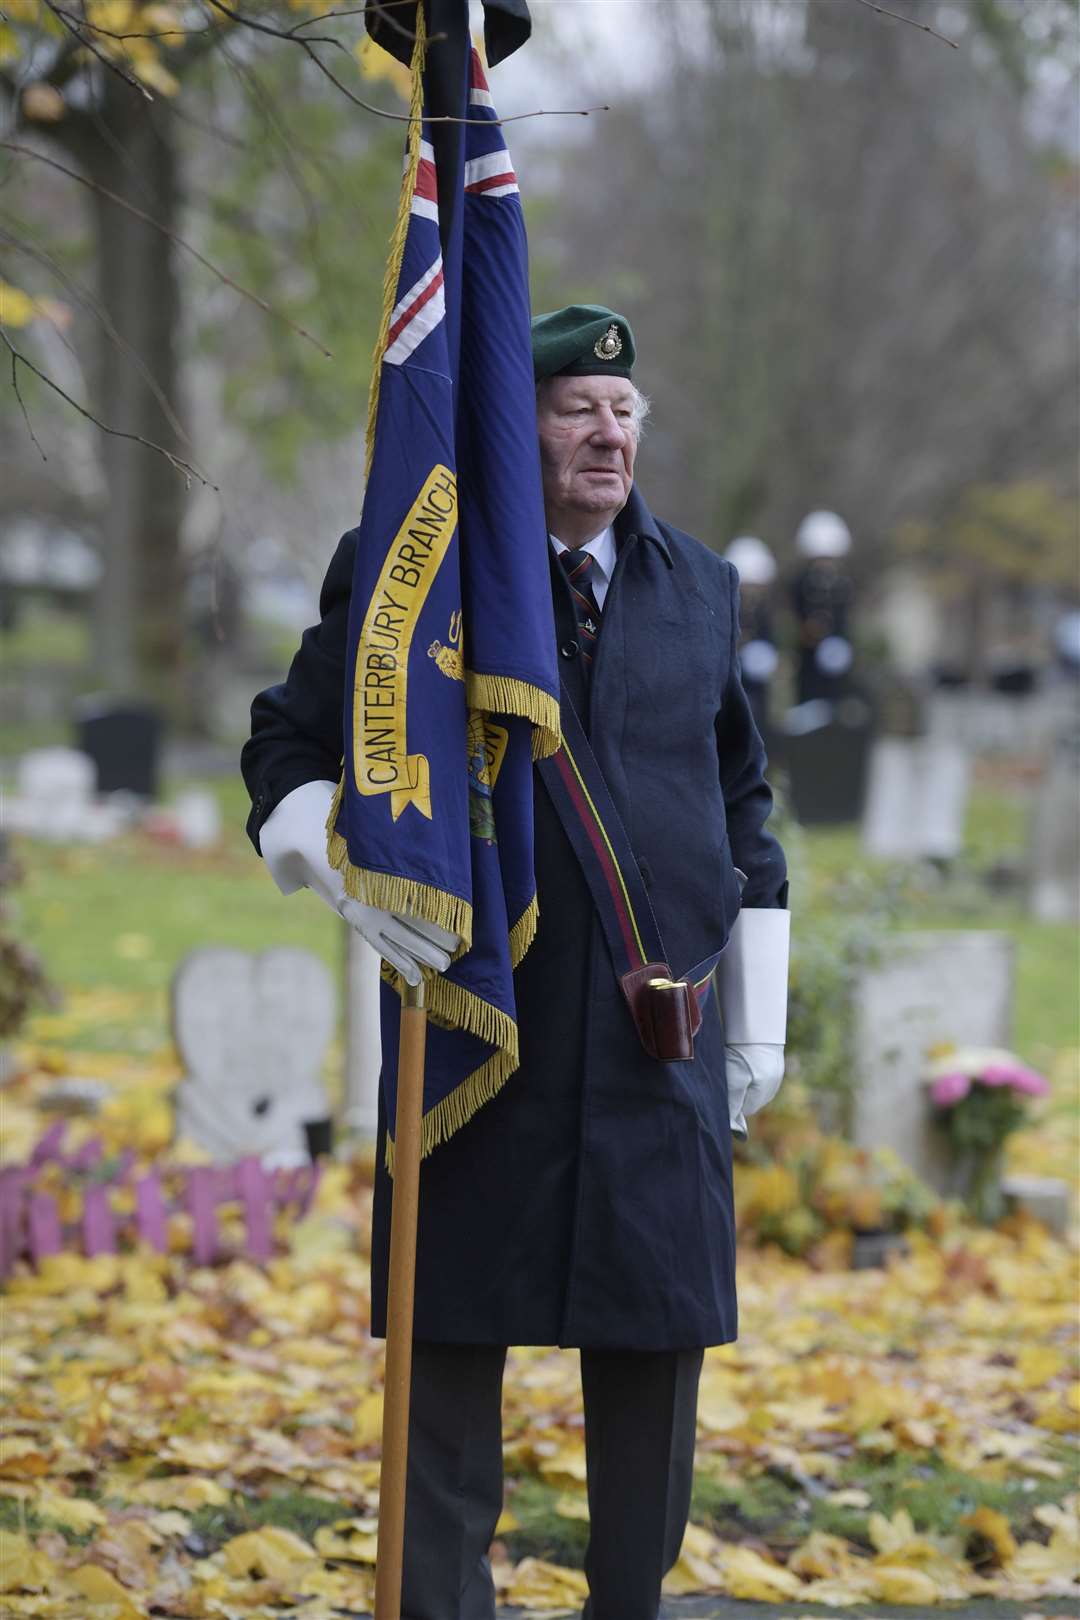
[243,485,787,1350]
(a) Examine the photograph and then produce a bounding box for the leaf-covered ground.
[3,780,1078,1613]
[2,1040,1078,1616]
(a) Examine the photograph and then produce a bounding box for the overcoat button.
[560,640,579,659]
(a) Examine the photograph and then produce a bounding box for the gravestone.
[780,698,874,826]
[73,697,162,798]
[343,928,382,1140]
[862,738,970,861]
[173,947,334,1167]
[1029,750,1080,924]
[853,932,1014,1195]
[6,747,131,843]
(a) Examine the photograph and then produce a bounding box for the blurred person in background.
[792,510,855,706]
[725,534,780,735]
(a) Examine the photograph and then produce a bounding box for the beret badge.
[593,324,623,361]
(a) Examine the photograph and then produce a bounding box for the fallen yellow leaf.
[219,1525,318,1581]
[312,1518,379,1563]
[963,1504,1018,1565]
[33,1487,107,1533]
[353,1390,384,1447]
[0,1530,56,1593]
[871,1563,941,1603]
[69,1563,147,1617]
[505,1556,590,1605]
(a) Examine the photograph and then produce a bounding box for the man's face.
[536,374,638,542]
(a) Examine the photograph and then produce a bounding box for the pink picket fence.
[0,1122,322,1278]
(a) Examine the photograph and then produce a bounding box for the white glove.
[726,1042,785,1141]
[258,780,460,986]
[718,905,790,1139]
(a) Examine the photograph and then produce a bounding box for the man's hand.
[259,780,460,985]
[725,1041,785,1141]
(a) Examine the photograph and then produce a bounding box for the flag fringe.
[466,672,561,760]
[386,1046,518,1173]
[508,893,538,967]
[383,963,522,1173]
[364,9,426,480]
[326,777,473,950]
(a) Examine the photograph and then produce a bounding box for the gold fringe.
[466,671,561,761]
[386,1045,519,1174]
[364,11,426,480]
[326,776,474,952]
[508,893,538,968]
[383,961,522,1173]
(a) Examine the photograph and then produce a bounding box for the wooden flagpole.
[373,978,427,1618]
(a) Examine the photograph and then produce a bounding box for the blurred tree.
[898,479,1077,679]
[0,1,402,718]
[548,0,1078,569]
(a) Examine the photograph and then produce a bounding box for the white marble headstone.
[7,747,135,843]
[1029,754,1080,924]
[853,931,1014,1194]
[862,738,970,861]
[173,947,334,1166]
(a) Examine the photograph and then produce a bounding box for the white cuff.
[718,907,790,1044]
[258,779,338,897]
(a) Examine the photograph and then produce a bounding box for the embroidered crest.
[466,712,508,844]
[593,323,623,361]
[428,609,464,681]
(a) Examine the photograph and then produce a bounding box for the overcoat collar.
[613,485,674,569]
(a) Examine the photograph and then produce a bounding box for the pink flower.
[981,1061,1050,1097]
[930,1071,971,1107]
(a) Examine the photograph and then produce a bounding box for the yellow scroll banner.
[353,463,458,821]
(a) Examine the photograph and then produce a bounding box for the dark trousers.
[401,1340,704,1620]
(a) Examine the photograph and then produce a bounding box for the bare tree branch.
[212,29,329,229]
[48,6,213,45]
[5,331,49,460]
[851,0,959,49]
[39,0,156,99]
[199,0,608,125]
[0,325,213,486]
[1,141,334,357]
[289,0,414,41]
[0,220,191,446]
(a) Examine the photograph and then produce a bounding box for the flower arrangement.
[925,1047,1050,1223]
[734,1119,939,1260]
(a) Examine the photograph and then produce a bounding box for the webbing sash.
[537,686,723,1042]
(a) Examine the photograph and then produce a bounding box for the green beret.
[531,304,635,382]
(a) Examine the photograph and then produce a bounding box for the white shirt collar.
[549,526,616,585]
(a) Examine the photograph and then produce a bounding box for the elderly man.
[242,305,789,1620]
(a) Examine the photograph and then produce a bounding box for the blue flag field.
[327,20,560,1164]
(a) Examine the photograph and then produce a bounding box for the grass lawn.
[14,773,1077,1075]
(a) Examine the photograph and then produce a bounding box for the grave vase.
[954,1144,1007,1226]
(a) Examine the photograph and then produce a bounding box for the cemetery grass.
[15,774,1077,1066]
[4,773,1078,1611]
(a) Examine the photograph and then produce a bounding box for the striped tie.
[558,548,601,667]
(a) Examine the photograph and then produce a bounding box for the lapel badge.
[593,324,623,361]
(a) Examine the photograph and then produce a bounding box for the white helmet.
[795,510,852,559]
[725,535,777,586]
